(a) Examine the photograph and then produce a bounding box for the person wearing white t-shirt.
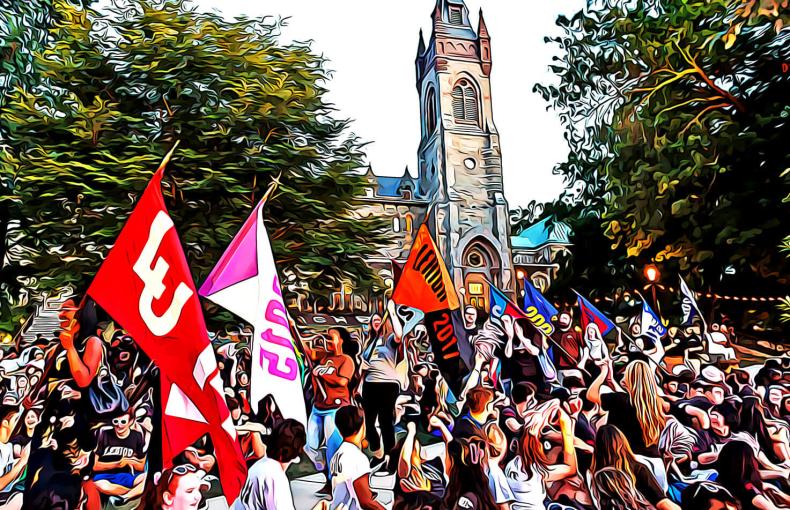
[329,406,385,510]
[233,419,306,510]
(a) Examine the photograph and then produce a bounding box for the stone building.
[354,0,515,314]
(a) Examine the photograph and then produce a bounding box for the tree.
[537,0,790,323]
[0,0,389,329]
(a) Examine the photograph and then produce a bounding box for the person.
[10,408,39,453]
[589,359,666,460]
[463,306,482,338]
[715,440,790,510]
[552,312,584,375]
[361,300,404,469]
[329,405,385,510]
[232,419,306,510]
[682,482,741,510]
[453,386,496,440]
[673,370,729,431]
[591,467,655,510]
[504,320,551,396]
[485,423,516,509]
[303,327,354,474]
[694,401,744,465]
[154,464,210,510]
[501,382,537,456]
[0,407,29,510]
[83,407,147,510]
[57,299,105,389]
[707,324,736,362]
[578,323,608,381]
[590,425,679,510]
[738,396,790,467]
[444,434,499,510]
[395,416,449,504]
[228,397,266,466]
[504,400,577,510]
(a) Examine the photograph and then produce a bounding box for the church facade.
[356,0,515,313]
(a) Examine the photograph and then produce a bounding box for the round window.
[463,158,476,170]
[467,252,484,267]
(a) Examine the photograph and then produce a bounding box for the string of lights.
[546,286,787,309]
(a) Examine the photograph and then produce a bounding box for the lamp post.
[643,264,661,307]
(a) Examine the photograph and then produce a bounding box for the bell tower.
[415,0,514,309]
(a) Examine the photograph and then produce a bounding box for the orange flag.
[392,224,460,313]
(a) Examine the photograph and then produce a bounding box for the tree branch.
[679,103,729,137]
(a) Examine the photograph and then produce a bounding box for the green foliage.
[536,0,790,314]
[0,0,389,329]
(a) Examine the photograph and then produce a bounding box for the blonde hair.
[485,422,507,459]
[623,360,666,447]
[590,424,637,482]
[592,467,651,510]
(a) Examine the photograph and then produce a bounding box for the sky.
[144,1,588,206]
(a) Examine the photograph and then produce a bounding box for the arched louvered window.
[449,6,463,24]
[452,79,479,125]
[393,217,401,233]
[425,88,437,135]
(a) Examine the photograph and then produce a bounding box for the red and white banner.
[87,152,246,502]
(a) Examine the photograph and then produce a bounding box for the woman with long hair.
[591,467,654,510]
[443,435,499,510]
[589,359,667,460]
[716,440,790,510]
[590,425,680,510]
[504,400,577,510]
[578,323,608,381]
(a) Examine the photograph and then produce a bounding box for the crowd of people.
[0,295,789,510]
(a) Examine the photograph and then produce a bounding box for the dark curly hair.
[266,418,306,463]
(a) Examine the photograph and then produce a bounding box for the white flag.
[199,201,306,424]
[678,276,703,327]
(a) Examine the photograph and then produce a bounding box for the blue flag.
[522,279,559,336]
[641,298,667,339]
[575,293,616,336]
[490,285,527,320]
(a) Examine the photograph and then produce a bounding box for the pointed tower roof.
[416,28,426,57]
[477,8,489,38]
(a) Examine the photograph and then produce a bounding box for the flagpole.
[501,279,592,380]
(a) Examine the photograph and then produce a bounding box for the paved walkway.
[292,471,396,509]
[203,470,396,509]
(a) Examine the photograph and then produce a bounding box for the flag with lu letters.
[87,153,246,503]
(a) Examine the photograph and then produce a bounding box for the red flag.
[87,150,246,503]
[392,224,460,313]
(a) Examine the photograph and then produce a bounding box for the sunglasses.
[112,417,130,426]
[162,464,199,488]
[692,482,734,500]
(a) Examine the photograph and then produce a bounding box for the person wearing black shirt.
[453,386,495,440]
[84,408,147,510]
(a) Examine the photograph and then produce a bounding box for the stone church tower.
[415,0,514,304]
